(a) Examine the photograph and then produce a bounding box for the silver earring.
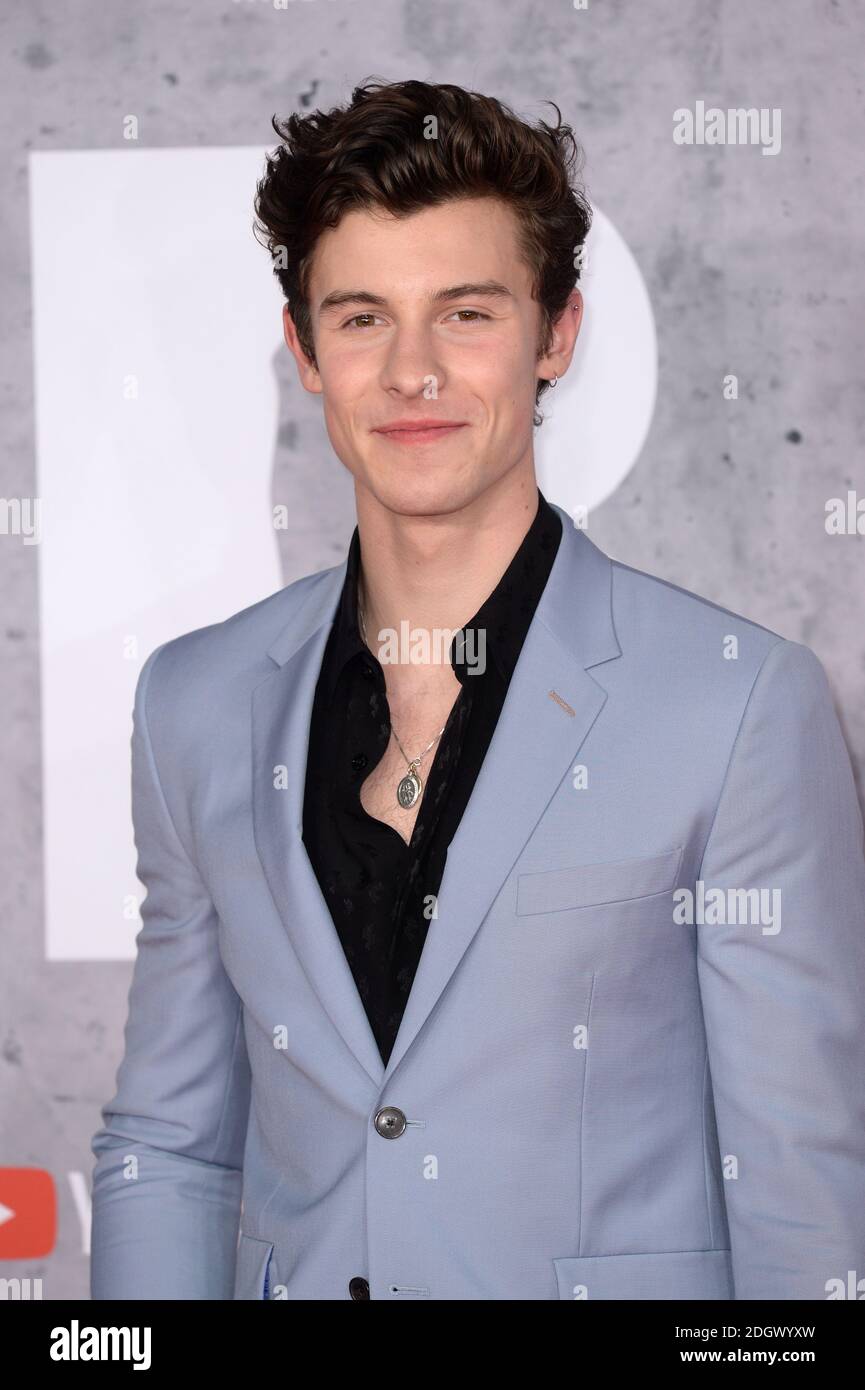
[550,375,558,387]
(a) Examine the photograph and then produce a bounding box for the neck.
[355,464,540,662]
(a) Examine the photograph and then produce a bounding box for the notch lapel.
[251,563,387,1089]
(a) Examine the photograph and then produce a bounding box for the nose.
[379,323,445,398]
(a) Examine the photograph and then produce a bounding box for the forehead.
[307,197,533,299]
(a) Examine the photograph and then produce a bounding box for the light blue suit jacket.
[90,504,865,1300]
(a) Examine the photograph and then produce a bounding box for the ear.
[282,303,322,395]
[536,289,584,385]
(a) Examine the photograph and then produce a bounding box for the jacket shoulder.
[138,562,341,707]
[609,555,786,671]
[606,555,837,749]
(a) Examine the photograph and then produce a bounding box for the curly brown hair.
[253,77,591,425]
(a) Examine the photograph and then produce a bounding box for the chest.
[359,742,425,844]
[359,679,464,845]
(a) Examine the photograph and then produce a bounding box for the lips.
[374,420,467,444]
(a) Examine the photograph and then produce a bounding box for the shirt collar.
[322,487,562,705]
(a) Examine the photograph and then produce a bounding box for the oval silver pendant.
[397,771,422,808]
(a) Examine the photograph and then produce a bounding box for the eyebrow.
[317,280,515,315]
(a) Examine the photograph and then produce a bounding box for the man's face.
[286,197,576,517]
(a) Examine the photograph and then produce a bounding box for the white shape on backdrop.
[29,148,656,960]
[30,147,282,960]
[535,205,658,513]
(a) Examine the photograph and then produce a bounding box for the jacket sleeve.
[90,643,251,1300]
[696,636,865,1299]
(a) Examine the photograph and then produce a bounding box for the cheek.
[318,355,374,421]
[458,338,530,398]
[320,351,363,390]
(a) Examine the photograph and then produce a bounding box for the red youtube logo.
[0,1169,57,1258]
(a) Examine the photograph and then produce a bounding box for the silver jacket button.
[374,1105,407,1138]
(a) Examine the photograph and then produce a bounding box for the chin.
[375,483,471,519]
[357,460,485,520]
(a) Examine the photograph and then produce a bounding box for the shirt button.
[374,1105,407,1138]
[351,752,368,771]
[349,1276,370,1300]
[362,664,375,679]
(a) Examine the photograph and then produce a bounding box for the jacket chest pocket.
[516,846,683,916]
[553,1247,733,1299]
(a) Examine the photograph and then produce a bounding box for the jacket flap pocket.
[553,1248,733,1300]
[235,1232,275,1301]
[517,846,683,916]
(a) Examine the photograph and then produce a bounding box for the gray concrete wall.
[1,0,862,1298]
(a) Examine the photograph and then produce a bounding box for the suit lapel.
[382,506,621,1080]
[252,563,387,1088]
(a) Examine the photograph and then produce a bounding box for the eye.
[341,313,383,330]
[446,309,492,323]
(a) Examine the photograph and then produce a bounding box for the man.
[90,78,865,1301]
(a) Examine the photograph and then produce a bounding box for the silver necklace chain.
[357,599,447,808]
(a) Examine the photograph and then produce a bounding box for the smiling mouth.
[374,423,467,444]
